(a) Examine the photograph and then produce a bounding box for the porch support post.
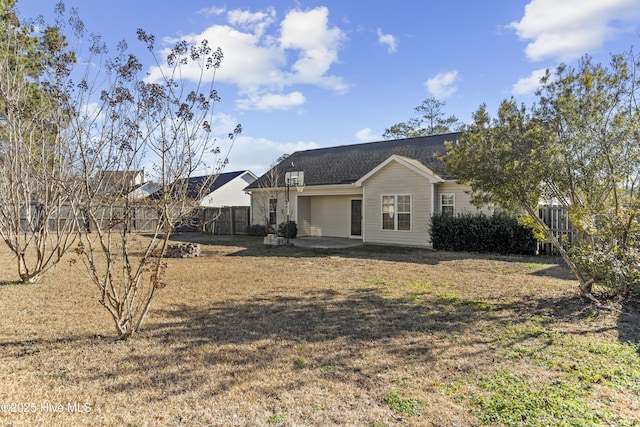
[430,183,436,215]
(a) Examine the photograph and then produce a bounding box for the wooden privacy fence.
[538,205,575,254]
[201,206,250,235]
[17,204,161,233]
[84,205,163,233]
[18,204,250,235]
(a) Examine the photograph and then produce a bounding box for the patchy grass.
[267,413,287,424]
[0,233,638,426]
[384,391,425,416]
[470,371,605,426]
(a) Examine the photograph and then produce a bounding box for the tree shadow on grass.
[82,287,613,400]
[3,282,635,408]
[0,334,103,359]
[618,294,640,353]
[167,232,575,272]
[0,280,28,286]
[528,262,575,280]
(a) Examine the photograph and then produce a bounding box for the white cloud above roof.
[425,70,459,99]
[147,7,348,111]
[235,91,306,111]
[355,128,382,142]
[224,136,320,174]
[510,0,640,62]
[280,7,347,90]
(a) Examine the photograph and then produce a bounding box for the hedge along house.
[244,132,492,248]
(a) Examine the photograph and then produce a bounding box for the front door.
[350,199,362,236]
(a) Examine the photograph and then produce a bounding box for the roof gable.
[247,132,460,189]
[354,155,445,186]
[184,171,256,198]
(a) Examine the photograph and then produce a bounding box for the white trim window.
[268,198,277,225]
[441,193,455,216]
[382,194,411,231]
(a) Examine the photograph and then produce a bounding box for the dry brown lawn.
[0,234,638,427]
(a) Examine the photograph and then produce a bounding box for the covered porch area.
[295,193,363,240]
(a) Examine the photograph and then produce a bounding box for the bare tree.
[0,3,82,282]
[252,157,288,231]
[1,2,240,335]
[65,27,241,338]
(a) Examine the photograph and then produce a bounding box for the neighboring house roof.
[127,181,159,200]
[246,132,461,189]
[153,170,254,199]
[98,170,144,185]
[94,170,145,196]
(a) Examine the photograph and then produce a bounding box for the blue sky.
[15,0,640,175]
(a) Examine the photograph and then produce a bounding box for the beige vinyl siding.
[435,181,493,215]
[362,162,433,248]
[249,190,289,226]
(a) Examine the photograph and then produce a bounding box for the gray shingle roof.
[152,170,248,199]
[247,132,460,189]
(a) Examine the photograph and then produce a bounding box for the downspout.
[430,183,436,216]
[246,190,253,224]
[361,185,366,244]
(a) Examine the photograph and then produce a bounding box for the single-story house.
[154,170,257,207]
[244,132,492,248]
[155,170,258,233]
[191,170,258,208]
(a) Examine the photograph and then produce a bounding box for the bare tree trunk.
[523,205,597,300]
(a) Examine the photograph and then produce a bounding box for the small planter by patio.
[263,234,285,247]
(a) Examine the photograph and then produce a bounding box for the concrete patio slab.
[291,237,363,249]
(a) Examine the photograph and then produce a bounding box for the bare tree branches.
[69,33,240,338]
[1,3,240,337]
[0,2,80,282]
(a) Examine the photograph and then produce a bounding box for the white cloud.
[355,128,382,142]
[79,102,103,122]
[223,136,320,175]
[199,6,225,17]
[147,25,285,89]
[377,28,397,53]
[209,112,241,135]
[510,0,640,62]
[227,8,276,37]
[187,112,320,175]
[425,70,459,99]
[236,91,306,111]
[280,7,347,90]
[147,7,348,111]
[512,68,550,96]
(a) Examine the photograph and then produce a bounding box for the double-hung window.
[382,194,411,231]
[441,194,455,216]
[268,198,277,225]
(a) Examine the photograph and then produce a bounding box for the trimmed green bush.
[247,224,271,237]
[278,220,298,239]
[430,213,537,255]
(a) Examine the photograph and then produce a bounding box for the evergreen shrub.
[430,213,537,255]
